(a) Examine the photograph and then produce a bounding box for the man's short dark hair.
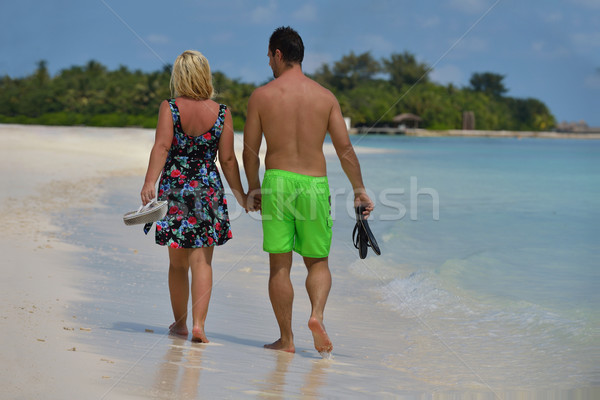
[269,26,304,65]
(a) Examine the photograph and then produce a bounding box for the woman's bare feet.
[264,338,295,353]
[308,317,332,356]
[191,326,209,343]
[169,322,188,338]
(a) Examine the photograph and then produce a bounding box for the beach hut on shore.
[393,113,422,129]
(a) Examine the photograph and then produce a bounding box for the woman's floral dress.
[146,99,233,248]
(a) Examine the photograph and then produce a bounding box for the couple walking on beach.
[140,26,373,356]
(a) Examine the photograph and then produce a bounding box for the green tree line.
[310,51,555,131]
[0,51,555,131]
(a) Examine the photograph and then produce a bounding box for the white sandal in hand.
[123,199,168,226]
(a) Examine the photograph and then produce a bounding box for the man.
[243,26,373,356]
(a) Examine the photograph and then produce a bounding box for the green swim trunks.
[261,169,333,258]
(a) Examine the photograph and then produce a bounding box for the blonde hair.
[170,50,214,99]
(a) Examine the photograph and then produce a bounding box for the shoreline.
[407,128,600,139]
[349,127,600,139]
[5,123,600,141]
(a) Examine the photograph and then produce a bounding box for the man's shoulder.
[248,84,270,107]
[251,74,336,105]
[303,76,337,100]
[250,80,278,99]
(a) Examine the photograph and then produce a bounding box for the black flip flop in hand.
[352,205,381,259]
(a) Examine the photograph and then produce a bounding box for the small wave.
[377,270,596,387]
[379,268,590,340]
[379,270,468,318]
[347,255,409,281]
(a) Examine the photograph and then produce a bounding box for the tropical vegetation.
[0,51,556,131]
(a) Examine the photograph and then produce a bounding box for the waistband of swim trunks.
[264,169,328,184]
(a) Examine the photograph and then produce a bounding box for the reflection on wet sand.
[301,358,331,397]
[255,350,332,398]
[152,337,204,399]
[255,351,293,397]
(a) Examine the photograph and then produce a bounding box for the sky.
[1,0,599,126]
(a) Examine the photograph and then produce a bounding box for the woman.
[141,50,247,343]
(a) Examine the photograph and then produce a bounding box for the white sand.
[0,124,154,399]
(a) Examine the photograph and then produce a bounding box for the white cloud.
[420,16,441,28]
[251,1,278,24]
[147,34,169,45]
[303,52,333,74]
[218,60,266,84]
[584,69,600,89]
[454,36,488,53]
[358,33,395,54]
[530,41,571,58]
[430,64,463,85]
[448,0,488,14]
[570,32,600,49]
[293,3,317,22]
[531,41,544,53]
[215,31,235,43]
[570,0,600,9]
[238,65,266,84]
[540,11,563,23]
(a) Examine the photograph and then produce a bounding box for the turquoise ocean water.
[335,135,599,388]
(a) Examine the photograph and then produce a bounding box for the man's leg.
[304,256,333,354]
[264,252,295,353]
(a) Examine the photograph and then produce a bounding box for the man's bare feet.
[169,322,188,338]
[308,317,333,355]
[264,338,295,353]
[191,326,209,343]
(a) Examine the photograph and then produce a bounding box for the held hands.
[234,189,261,213]
[142,185,262,213]
[246,188,262,212]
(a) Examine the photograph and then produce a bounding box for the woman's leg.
[168,247,190,336]
[189,246,214,342]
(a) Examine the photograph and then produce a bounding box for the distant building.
[556,120,600,133]
[393,113,422,129]
[462,111,475,130]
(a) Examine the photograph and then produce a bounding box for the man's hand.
[354,190,374,218]
[247,188,262,212]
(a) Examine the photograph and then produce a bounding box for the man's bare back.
[245,66,341,177]
[244,48,370,207]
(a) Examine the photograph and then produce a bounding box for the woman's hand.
[141,182,156,205]
[229,188,249,213]
[246,189,262,212]
[236,191,249,212]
